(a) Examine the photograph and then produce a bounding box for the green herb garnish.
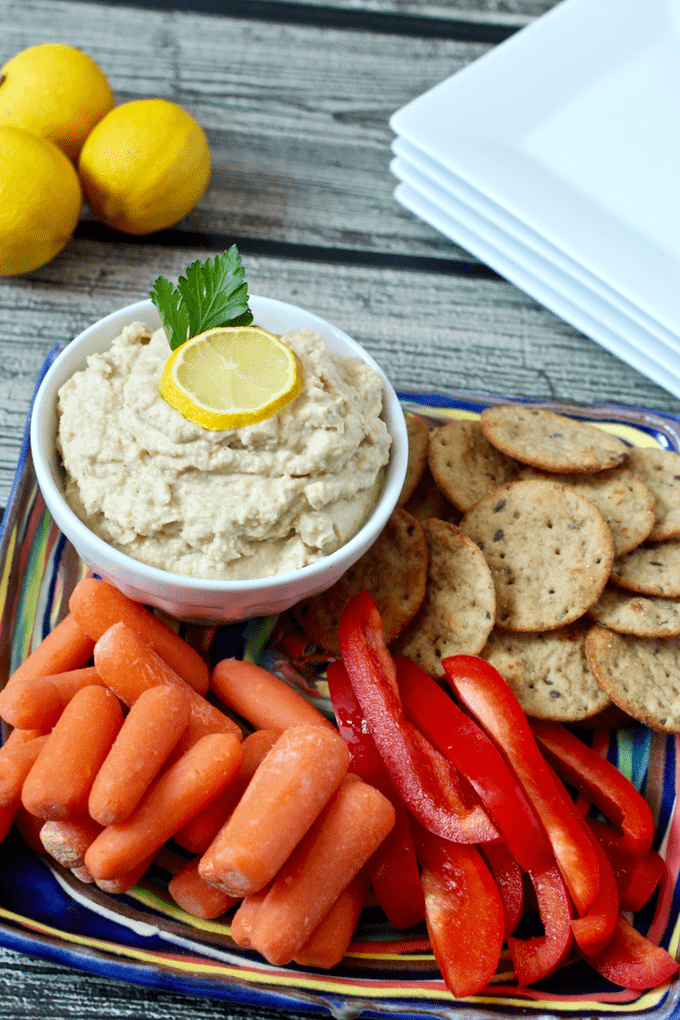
[150,245,253,351]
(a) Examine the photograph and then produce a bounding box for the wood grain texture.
[0,0,492,259]
[0,0,678,1017]
[2,236,679,507]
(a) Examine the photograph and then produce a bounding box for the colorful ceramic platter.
[0,345,678,1018]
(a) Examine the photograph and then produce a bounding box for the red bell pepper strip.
[587,817,668,913]
[338,593,498,844]
[571,829,620,957]
[327,659,425,930]
[529,720,654,859]
[396,653,555,876]
[412,820,504,999]
[586,913,680,991]
[508,861,573,987]
[442,654,600,916]
[480,840,524,940]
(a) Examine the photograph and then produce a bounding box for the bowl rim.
[30,295,408,594]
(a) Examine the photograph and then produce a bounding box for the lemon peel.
[159,326,304,430]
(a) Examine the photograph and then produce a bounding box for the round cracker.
[480,405,629,473]
[392,518,495,679]
[292,508,427,655]
[519,465,656,557]
[587,585,680,637]
[585,625,680,732]
[459,478,613,631]
[627,446,680,542]
[398,414,429,507]
[610,537,680,597]
[428,419,520,512]
[480,620,610,722]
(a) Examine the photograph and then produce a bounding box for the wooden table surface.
[1,0,678,1016]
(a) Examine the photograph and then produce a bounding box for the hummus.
[57,323,392,580]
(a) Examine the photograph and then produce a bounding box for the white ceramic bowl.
[30,296,408,623]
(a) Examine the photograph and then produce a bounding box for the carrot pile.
[0,577,394,967]
[0,577,677,995]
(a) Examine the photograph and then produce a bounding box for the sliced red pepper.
[396,653,554,876]
[587,817,668,913]
[586,913,680,991]
[412,821,504,999]
[327,659,425,930]
[507,861,573,987]
[480,840,524,940]
[338,593,498,844]
[571,829,620,957]
[442,654,600,916]
[530,720,654,859]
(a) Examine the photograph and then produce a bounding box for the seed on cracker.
[480,405,629,473]
[480,620,610,722]
[459,477,613,631]
[428,419,520,512]
[585,625,680,733]
[588,585,680,637]
[293,507,427,656]
[519,465,656,557]
[398,414,430,507]
[610,537,680,597]
[392,517,495,679]
[627,446,680,542]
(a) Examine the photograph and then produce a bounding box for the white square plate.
[390,0,680,341]
[392,170,680,398]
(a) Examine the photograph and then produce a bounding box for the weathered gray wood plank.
[1,236,678,507]
[269,0,557,25]
[0,0,494,260]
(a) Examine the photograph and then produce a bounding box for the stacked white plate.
[389,0,680,398]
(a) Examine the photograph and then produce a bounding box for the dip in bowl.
[30,296,407,623]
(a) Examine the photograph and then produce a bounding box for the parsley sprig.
[150,246,253,351]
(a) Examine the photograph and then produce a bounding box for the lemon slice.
[159,326,304,430]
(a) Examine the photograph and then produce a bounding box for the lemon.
[0,126,82,276]
[0,43,114,163]
[159,326,304,430]
[78,98,211,235]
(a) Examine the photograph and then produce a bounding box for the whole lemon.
[78,99,211,235]
[0,43,114,163]
[0,126,82,276]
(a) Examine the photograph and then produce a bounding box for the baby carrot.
[293,867,370,969]
[230,885,272,948]
[3,728,43,746]
[40,816,104,868]
[0,668,105,733]
[95,852,156,894]
[174,729,278,854]
[70,577,210,695]
[8,613,95,686]
[71,864,95,884]
[249,778,396,966]
[0,678,62,732]
[14,805,45,853]
[0,802,17,843]
[84,732,243,882]
[21,685,124,820]
[93,622,242,742]
[0,735,49,807]
[168,857,240,919]
[198,725,350,897]
[88,684,191,825]
[211,658,335,734]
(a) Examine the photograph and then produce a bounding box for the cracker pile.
[293,405,680,734]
